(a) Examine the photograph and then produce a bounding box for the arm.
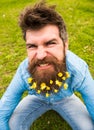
[0,63,28,130]
[66,51,94,121]
[76,66,94,122]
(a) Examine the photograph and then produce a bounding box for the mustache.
[28,57,57,73]
[28,56,66,75]
[35,57,58,66]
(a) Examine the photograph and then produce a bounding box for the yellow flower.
[55,80,62,87]
[40,83,46,90]
[63,83,68,90]
[46,86,50,90]
[58,72,63,77]
[37,90,41,94]
[50,80,53,84]
[65,72,70,78]
[54,89,58,93]
[28,77,33,83]
[30,82,37,89]
[62,76,66,80]
[46,93,50,97]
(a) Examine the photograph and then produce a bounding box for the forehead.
[26,25,60,43]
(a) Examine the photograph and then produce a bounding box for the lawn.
[0,0,94,129]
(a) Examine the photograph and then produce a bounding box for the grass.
[0,0,94,129]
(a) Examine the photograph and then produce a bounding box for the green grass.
[0,0,94,129]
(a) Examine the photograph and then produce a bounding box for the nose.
[36,47,47,60]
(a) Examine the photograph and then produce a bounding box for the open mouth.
[39,63,49,66]
[37,63,52,70]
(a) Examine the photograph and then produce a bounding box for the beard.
[28,55,66,94]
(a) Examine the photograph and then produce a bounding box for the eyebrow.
[45,38,57,44]
[26,38,57,46]
[26,42,36,46]
[26,43,37,49]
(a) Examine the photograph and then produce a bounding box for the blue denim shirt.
[0,50,94,130]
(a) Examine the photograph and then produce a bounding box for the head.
[19,1,69,95]
[19,0,68,43]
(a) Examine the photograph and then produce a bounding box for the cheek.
[56,50,64,60]
[27,50,35,62]
[50,47,64,61]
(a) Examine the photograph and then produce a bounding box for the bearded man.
[0,1,94,130]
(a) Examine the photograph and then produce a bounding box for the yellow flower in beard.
[46,93,50,97]
[50,80,53,84]
[37,90,41,94]
[54,89,58,93]
[30,82,37,89]
[46,86,50,90]
[55,80,62,87]
[28,77,33,83]
[63,83,68,90]
[58,72,63,77]
[62,76,66,80]
[65,72,70,78]
[40,83,47,90]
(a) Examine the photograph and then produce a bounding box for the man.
[0,1,94,130]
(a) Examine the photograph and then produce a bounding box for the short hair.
[19,1,68,42]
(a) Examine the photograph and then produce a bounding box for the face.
[26,25,68,86]
[26,24,68,64]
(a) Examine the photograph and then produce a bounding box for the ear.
[64,40,68,53]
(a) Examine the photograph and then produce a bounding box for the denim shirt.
[0,50,94,130]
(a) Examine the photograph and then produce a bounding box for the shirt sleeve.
[76,65,94,122]
[0,63,28,130]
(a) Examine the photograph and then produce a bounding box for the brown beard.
[28,55,66,93]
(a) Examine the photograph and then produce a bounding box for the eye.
[26,44,37,49]
[46,41,56,46]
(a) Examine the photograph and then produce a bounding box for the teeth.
[39,63,48,67]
